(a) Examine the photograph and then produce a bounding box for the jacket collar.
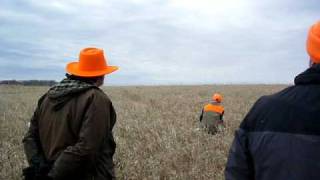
[47,77,95,99]
[295,64,320,85]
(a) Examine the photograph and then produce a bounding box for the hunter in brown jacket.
[22,47,119,180]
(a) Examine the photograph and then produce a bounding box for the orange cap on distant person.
[212,93,223,103]
[66,47,119,77]
[307,21,320,63]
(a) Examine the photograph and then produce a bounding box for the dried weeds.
[0,85,286,179]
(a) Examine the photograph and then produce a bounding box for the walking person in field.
[22,47,118,180]
[225,21,320,180]
[199,93,225,134]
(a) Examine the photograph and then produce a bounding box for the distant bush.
[0,80,57,86]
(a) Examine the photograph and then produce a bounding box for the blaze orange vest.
[203,104,224,115]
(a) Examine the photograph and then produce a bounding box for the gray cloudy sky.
[0,0,319,85]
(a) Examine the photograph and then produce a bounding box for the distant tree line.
[0,80,57,86]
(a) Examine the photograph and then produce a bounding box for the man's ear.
[309,59,315,67]
[96,76,105,87]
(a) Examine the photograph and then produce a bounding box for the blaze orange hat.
[66,47,118,77]
[212,93,223,103]
[307,21,320,63]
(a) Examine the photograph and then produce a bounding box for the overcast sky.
[0,0,319,85]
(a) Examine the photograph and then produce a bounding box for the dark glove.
[23,156,53,180]
[22,166,36,180]
[35,174,53,180]
[23,166,53,180]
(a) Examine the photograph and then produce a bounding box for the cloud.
[0,0,318,85]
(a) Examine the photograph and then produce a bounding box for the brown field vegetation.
[0,85,287,179]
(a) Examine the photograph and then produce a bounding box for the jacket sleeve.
[225,128,254,180]
[23,95,46,165]
[220,111,224,120]
[48,92,112,179]
[225,98,264,180]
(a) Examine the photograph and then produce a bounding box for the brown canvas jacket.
[23,79,116,180]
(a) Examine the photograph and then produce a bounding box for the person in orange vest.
[199,93,225,134]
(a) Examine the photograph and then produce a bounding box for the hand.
[34,175,53,180]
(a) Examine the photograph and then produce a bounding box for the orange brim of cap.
[66,62,119,77]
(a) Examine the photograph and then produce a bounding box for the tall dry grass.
[0,85,286,179]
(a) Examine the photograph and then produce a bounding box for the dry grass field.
[0,85,287,180]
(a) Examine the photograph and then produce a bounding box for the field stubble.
[0,85,286,179]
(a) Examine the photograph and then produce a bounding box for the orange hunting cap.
[212,93,223,103]
[66,47,118,77]
[307,21,320,63]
